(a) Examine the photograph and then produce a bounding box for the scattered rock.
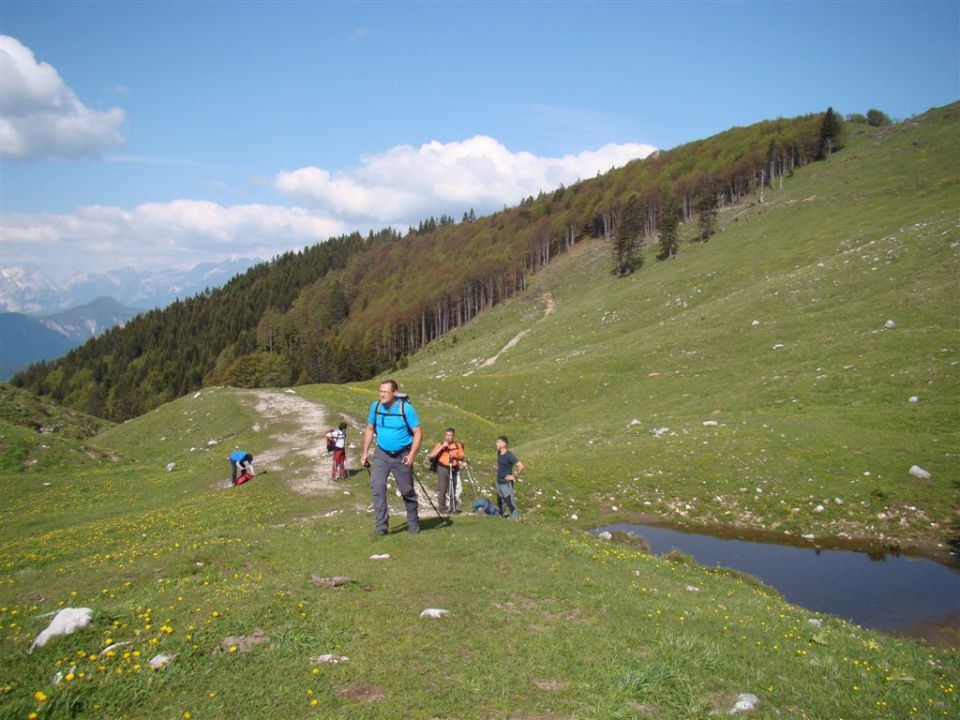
[207,439,218,446]
[771,343,785,350]
[751,320,760,326]
[369,554,390,560]
[807,618,823,629]
[311,653,349,665]
[251,423,262,432]
[284,388,296,394]
[802,534,815,540]
[311,575,354,589]
[651,427,670,438]
[192,391,202,399]
[218,629,269,653]
[419,608,449,619]
[100,640,134,656]
[909,465,931,480]
[702,420,719,427]
[685,585,701,593]
[814,504,825,513]
[52,665,76,685]
[149,653,177,669]
[629,418,643,426]
[597,531,613,541]
[908,396,919,403]
[570,513,578,520]
[884,319,896,329]
[165,462,177,472]
[30,608,93,652]
[730,693,760,714]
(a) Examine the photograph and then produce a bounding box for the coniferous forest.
[14,111,842,421]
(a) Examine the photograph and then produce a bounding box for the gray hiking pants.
[497,481,518,519]
[370,447,419,531]
[437,465,459,512]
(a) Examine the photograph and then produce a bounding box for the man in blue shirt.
[360,379,423,534]
[227,451,254,485]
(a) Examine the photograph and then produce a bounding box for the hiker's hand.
[402,453,414,467]
[360,452,368,467]
[505,474,516,482]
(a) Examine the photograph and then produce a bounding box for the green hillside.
[380,103,959,550]
[2,106,958,719]
[1,387,956,720]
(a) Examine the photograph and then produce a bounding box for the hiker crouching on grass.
[430,428,465,514]
[326,422,348,481]
[360,380,423,535]
[495,436,523,519]
[228,451,255,485]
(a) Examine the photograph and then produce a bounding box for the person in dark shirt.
[495,435,524,519]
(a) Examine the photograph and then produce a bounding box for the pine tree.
[696,194,718,242]
[612,196,644,275]
[657,205,680,260]
[817,107,843,159]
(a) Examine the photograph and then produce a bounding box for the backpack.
[235,472,252,486]
[325,430,336,453]
[373,393,414,436]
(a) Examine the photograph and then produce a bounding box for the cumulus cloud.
[1,200,345,277]
[0,35,126,159]
[276,135,656,225]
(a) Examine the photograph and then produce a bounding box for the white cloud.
[276,135,656,225]
[0,35,126,159]
[1,200,345,277]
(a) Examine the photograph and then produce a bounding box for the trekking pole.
[463,462,480,503]
[411,464,448,523]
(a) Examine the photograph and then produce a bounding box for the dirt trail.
[467,292,556,375]
[243,389,338,496]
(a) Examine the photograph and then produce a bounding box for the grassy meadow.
[1,106,958,719]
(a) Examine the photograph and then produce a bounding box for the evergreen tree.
[657,205,680,260]
[612,196,644,275]
[817,107,843,159]
[696,194,718,242]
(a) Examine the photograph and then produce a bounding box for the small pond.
[593,522,960,642]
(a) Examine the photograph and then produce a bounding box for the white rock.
[807,618,823,628]
[802,534,815,540]
[30,608,93,652]
[369,554,391,560]
[702,420,719,427]
[685,585,701,593]
[598,531,613,541]
[771,343,785,350]
[192,391,201,399]
[652,427,670,438]
[570,513,578,520]
[311,653,349,664]
[629,418,643,426]
[612,505,619,512]
[909,465,931,480]
[834,498,843,505]
[730,693,760,714]
[42,482,51,487]
[284,388,296,394]
[814,504,825,513]
[149,653,177,669]
[166,462,177,472]
[884,319,896,329]
[908,396,919,403]
[419,608,449,619]
[207,439,218,446]
[751,320,760,326]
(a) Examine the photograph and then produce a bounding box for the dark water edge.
[592,522,960,648]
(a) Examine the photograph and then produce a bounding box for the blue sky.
[1,1,957,279]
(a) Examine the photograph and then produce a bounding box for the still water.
[593,522,960,636]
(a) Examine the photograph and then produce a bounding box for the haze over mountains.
[0,256,261,315]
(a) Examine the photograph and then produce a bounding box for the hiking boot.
[373,528,387,537]
[408,524,420,534]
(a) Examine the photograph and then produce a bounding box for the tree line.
[15,108,850,421]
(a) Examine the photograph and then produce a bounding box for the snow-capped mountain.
[0,257,262,315]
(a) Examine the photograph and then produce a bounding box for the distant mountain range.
[0,296,143,380]
[0,257,262,315]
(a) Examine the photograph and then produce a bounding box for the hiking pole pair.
[461,461,481,503]
[364,458,450,525]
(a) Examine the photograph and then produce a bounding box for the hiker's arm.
[429,443,442,458]
[404,426,423,467]
[247,462,255,477]
[360,424,374,465]
[507,460,524,481]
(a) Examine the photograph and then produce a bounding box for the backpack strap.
[373,400,414,437]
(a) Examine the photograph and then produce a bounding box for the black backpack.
[325,430,336,453]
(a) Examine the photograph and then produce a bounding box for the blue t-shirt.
[368,399,420,451]
[229,450,249,463]
[497,450,519,482]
